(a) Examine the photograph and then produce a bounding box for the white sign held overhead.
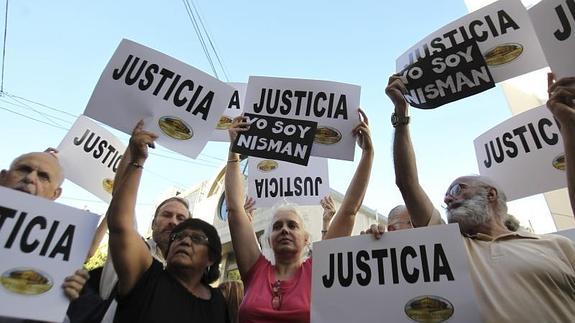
[210,82,247,142]
[529,0,575,78]
[396,0,547,83]
[0,187,99,322]
[474,105,565,201]
[57,115,126,203]
[84,39,235,158]
[247,156,329,207]
[312,224,482,323]
[244,76,361,161]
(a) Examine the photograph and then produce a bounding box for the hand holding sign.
[61,268,89,301]
[129,120,158,165]
[227,116,251,143]
[385,75,409,115]
[547,74,575,128]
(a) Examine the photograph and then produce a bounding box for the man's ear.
[51,187,62,201]
[487,187,497,202]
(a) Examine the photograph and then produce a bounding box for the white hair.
[259,202,311,265]
[466,175,508,215]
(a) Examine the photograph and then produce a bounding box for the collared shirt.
[429,212,575,322]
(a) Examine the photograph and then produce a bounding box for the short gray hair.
[467,175,508,215]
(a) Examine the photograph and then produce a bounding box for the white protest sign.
[0,187,99,322]
[244,76,361,161]
[529,0,575,78]
[247,156,329,207]
[312,224,482,323]
[552,228,575,242]
[210,82,247,142]
[84,39,235,158]
[57,115,126,203]
[396,0,547,83]
[474,105,565,201]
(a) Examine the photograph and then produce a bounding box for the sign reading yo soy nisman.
[232,113,317,166]
[84,39,235,159]
[399,39,495,109]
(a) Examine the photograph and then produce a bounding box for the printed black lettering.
[20,216,47,253]
[355,250,372,286]
[433,244,455,281]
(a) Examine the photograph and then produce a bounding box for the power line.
[5,92,77,117]
[188,0,229,81]
[0,104,69,130]
[0,0,8,93]
[182,0,219,79]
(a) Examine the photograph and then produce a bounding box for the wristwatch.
[391,112,410,128]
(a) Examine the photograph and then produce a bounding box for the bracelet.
[227,159,240,163]
[130,161,144,169]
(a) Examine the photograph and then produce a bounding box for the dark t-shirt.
[114,260,229,323]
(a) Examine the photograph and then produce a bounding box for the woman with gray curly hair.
[225,110,373,323]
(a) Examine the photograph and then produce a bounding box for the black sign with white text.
[399,39,495,109]
[232,113,317,165]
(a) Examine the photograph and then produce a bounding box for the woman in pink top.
[225,109,374,323]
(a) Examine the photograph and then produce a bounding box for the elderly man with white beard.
[384,75,575,323]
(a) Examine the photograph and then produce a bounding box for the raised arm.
[547,74,575,216]
[320,195,336,240]
[386,76,436,227]
[324,109,374,239]
[107,121,157,296]
[225,117,262,278]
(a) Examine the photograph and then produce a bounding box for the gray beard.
[447,193,490,232]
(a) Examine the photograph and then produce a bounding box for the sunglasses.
[271,280,282,310]
[170,231,209,246]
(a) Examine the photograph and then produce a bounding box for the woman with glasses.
[107,121,229,323]
[225,110,373,323]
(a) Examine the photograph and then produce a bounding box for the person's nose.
[23,170,38,184]
[444,194,454,206]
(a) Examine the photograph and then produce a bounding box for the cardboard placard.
[210,82,247,142]
[244,76,361,161]
[529,0,575,78]
[474,105,565,201]
[312,224,482,323]
[84,39,235,158]
[400,39,495,109]
[231,113,317,166]
[247,156,329,207]
[396,0,547,83]
[57,115,126,203]
[0,187,99,322]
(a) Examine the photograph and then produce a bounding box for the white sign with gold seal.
[529,0,575,78]
[84,39,235,158]
[312,224,482,323]
[243,76,361,161]
[210,82,247,142]
[396,0,547,83]
[0,187,99,322]
[247,156,329,207]
[57,115,126,203]
[474,105,565,201]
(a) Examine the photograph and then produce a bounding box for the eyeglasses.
[447,183,469,197]
[271,280,282,310]
[170,231,209,246]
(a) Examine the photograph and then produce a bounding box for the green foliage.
[84,243,108,270]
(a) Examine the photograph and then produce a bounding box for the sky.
[0,0,558,234]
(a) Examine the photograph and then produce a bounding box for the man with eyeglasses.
[384,74,575,322]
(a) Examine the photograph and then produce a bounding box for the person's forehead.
[273,209,301,223]
[389,210,410,224]
[13,153,60,170]
[159,200,189,214]
[177,228,206,236]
